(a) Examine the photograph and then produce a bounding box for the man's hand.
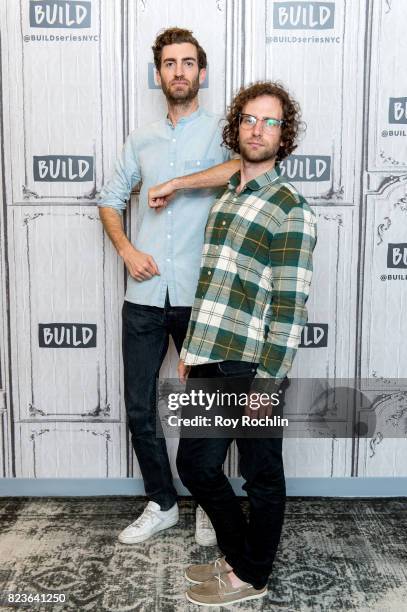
[119,243,160,282]
[178,359,191,383]
[244,391,274,421]
[148,179,177,210]
[148,159,241,211]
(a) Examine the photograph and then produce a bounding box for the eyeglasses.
[239,113,284,132]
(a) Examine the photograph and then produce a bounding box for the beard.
[161,75,200,105]
[239,139,280,163]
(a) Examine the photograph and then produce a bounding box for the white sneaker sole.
[185,588,267,606]
[118,517,179,544]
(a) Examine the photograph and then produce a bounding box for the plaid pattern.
[180,166,317,379]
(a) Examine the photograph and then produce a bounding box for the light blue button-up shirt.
[98,107,230,307]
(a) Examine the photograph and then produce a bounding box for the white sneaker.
[118,501,179,544]
[195,505,217,546]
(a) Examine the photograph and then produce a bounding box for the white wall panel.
[356,0,407,477]
[265,0,366,203]
[8,206,123,424]
[291,207,357,380]
[356,382,407,477]
[367,0,407,172]
[2,0,123,204]
[357,436,407,478]
[17,422,125,477]
[0,125,12,477]
[0,391,6,477]
[360,181,407,384]
[284,439,352,477]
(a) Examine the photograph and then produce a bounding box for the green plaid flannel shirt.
[180,166,317,380]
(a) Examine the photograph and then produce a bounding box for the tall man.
[98,27,239,545]
[152,81,317,605]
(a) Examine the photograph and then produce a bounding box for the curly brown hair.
[152,27,207,71]
[222,81,304,162]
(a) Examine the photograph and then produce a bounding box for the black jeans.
[177,361,287,590]
[122,293,191,510]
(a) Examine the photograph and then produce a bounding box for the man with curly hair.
[150,81,317,605]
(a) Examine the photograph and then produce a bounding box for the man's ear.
[155,69,162,87]
[198,68,207,86]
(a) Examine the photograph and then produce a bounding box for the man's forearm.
[173,158,240,190]
[98,206,132,256]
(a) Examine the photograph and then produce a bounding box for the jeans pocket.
[217,360,258,377]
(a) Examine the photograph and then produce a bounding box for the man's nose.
[174,62,184,77]
[252,119,263,136]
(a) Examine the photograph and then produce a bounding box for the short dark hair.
[222,81,304,163]
[152,27,207,71]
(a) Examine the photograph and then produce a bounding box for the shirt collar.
[165,106,203,127]
[228,164,281,192]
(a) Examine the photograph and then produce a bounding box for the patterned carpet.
[0,496,406,611]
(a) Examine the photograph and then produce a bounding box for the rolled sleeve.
[97,133,141,215]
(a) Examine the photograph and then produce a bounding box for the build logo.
[29,1,91,28]
[300,324,328,348]
[39,324,97,348]
[279,155,331,182]
[388,98,407,124]
[387,244,407,269]
[33,156,94,182]
[273,1,335,29]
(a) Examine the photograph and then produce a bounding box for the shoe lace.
[214,558,223,570]
[215,573,227,590]
[197,507,212,530]
[130,507,157,528]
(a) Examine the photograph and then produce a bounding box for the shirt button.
[166,258,171,263]
[172,138,176,142]
[222,221,226,226]
[167,234,171,238]
[215,245,219,250]
[170,162,174,167]
[167,210,172,215]
[207,271,211,275]
[232,197,237,202]
[196,161,201,166]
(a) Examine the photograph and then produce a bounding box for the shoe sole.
[195,535,217,547]
[184,572,202,585]
[118,518,179,544]
[185,588,267,606]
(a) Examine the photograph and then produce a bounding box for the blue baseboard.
[0,477,406,497]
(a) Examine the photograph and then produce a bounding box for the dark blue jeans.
[177,361,287,590]
[122,294,191,510]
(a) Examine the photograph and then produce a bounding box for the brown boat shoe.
[186,572,267,606]
[184,557,231,584]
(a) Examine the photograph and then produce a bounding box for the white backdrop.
[0,0,406,483]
